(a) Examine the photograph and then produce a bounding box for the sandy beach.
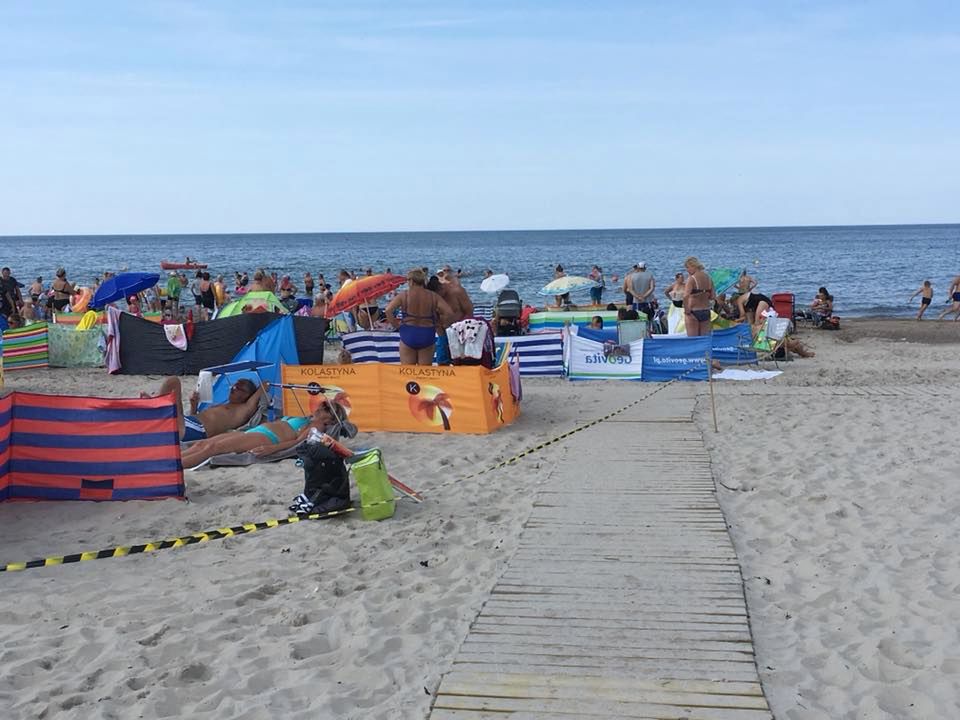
[701,319,960,719]
[2,318,959,719]
[0,365,641,719]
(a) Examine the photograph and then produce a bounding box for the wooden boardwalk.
[430,383,771,719]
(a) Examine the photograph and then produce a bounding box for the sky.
[0,0,957,235]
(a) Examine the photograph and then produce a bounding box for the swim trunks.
[182,415,207,442]
[922,296,932,306]
[953,292,960,302]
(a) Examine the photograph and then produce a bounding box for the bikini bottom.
[399,324,436,350]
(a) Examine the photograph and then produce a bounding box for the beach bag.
[351,449,395,521]
[297,441,350,506]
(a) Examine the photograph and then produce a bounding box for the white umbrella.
[480,274,510,294]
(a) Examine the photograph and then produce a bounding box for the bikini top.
[282,416,311,433]
[402,290,438,324]
[690,274,706,295]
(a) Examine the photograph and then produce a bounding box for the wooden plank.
[433,695,772,719]
[441,671,764,696]
[447,661,765,683]
[430,391,770,719]
[460,640,754,662]
[439,677,767,708]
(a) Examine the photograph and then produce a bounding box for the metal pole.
[707,351,719,433]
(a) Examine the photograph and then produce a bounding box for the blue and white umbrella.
[538,275,599,296]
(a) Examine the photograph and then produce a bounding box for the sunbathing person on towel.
[145,377,263,442]
[179,402,345,469]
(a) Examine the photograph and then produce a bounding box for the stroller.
[493,289,522,336]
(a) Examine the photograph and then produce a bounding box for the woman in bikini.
[683,256,715,337]
[385,268,453,365]
[180,403,345,469]
[50,268,75,312]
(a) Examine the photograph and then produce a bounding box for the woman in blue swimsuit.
[385,268,454,365]
[180,403,344,469]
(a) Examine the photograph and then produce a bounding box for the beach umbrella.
[538,275,599,296]
[91,272,160,309]
[480,274,510,294]
[324,274,407,319]
[708,267,741,296]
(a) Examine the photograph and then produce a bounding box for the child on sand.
[909,280,934,320]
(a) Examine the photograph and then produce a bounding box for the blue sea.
[2,224,958,317]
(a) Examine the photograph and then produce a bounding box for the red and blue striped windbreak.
[0,392,183,502]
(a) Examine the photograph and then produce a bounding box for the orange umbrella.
[324,274,407,319]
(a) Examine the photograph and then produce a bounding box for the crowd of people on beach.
[4,256,959,340]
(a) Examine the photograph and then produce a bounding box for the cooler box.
[771,293,795,321]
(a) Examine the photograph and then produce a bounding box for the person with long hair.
[683,256,715,337]
[180,402,347,469]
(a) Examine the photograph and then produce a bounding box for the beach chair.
[735,316,791,367]
[198,360,276,426]
[771,293,798,329]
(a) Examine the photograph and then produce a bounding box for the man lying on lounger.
[145,377,264,442]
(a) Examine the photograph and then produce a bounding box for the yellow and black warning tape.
[1,370,693,574]
[459,367,695,482]
[0,507,355,573]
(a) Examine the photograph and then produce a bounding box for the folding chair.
[735,316,791,367]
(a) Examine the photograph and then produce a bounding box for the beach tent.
[0,391,183,502]
[209,316,301,412]
[1,323,49,371]
[216,291,287,318]
[116,312,328,375]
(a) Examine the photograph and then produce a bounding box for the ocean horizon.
[4,223,959,318]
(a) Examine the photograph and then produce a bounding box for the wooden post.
[707,351,719,433]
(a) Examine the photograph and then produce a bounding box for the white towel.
[447,319,488,360]
[714,369,782,381]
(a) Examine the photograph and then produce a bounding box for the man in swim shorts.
[145,377,263,442]
[937,274,960,320]
[910,280,934,320]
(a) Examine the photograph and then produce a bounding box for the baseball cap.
[636,261,647,269]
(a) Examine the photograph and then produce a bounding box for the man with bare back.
[145,378,264,442]
[437,264,474,321]
[937,274,960,320]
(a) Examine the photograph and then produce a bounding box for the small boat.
[160,260,208,270]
